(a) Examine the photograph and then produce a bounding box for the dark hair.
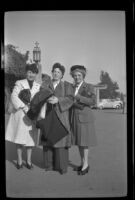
[70,65,86,78]
[51,63,65,76]
[25,63,38,74]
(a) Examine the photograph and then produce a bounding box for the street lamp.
[33,42,42,84]
[33,41,41,63]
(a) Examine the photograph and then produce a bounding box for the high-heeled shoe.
[73,165,82,171]
[26,162,33,170]
[16,162,23,169]
[78,166,89,175]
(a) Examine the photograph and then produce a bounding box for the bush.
[5,73,25,93]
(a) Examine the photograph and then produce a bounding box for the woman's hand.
[75,94,81,100]
[22,105,29,113]
[74,94,81,102]
[47,96,59,104]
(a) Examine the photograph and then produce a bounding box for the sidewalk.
[5,110,127,197]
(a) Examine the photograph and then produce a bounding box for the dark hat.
[52,63,65,75]
[70,65,86,72]
[70,65,86,78]
[25,63,39,74]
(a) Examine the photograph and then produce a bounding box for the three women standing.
[5,64,40,169]
[6,62,97,175]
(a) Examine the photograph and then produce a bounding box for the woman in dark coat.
[70,65,97,175]
[33,63,73,174]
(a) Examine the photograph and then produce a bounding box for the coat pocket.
[78,112,94,123]
[78,114,90,123]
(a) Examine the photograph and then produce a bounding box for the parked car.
[98,99,123,109]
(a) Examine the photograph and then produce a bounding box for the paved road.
[5,109,127,197]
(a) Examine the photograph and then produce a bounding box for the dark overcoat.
[71,81,97,147]
[37,80,74,148]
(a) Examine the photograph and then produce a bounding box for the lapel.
[78,81,87,94]
[47,80,54,92]
[72,83,77,93]
[54,81,64,96]
[30,81,36,93]
[27,80,38,94]
[24,79,30,89]
[48,80,63,92]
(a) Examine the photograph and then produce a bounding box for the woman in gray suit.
[70,65,97,175]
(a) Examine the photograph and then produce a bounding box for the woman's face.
[26,70,37,81]
[52,68,63,81]
[73,71,84,85]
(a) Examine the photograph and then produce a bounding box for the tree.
[4,44,29,113]
[4,44,28,92]
[118,92,125,101]
[4,44,28,76]
[98,70,120,99]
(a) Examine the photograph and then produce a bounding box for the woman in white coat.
[5,63,40,169]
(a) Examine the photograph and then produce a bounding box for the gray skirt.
[72,113,97,147]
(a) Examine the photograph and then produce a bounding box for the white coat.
[5,79,40,146]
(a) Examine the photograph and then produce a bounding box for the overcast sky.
[5,11,126,93]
